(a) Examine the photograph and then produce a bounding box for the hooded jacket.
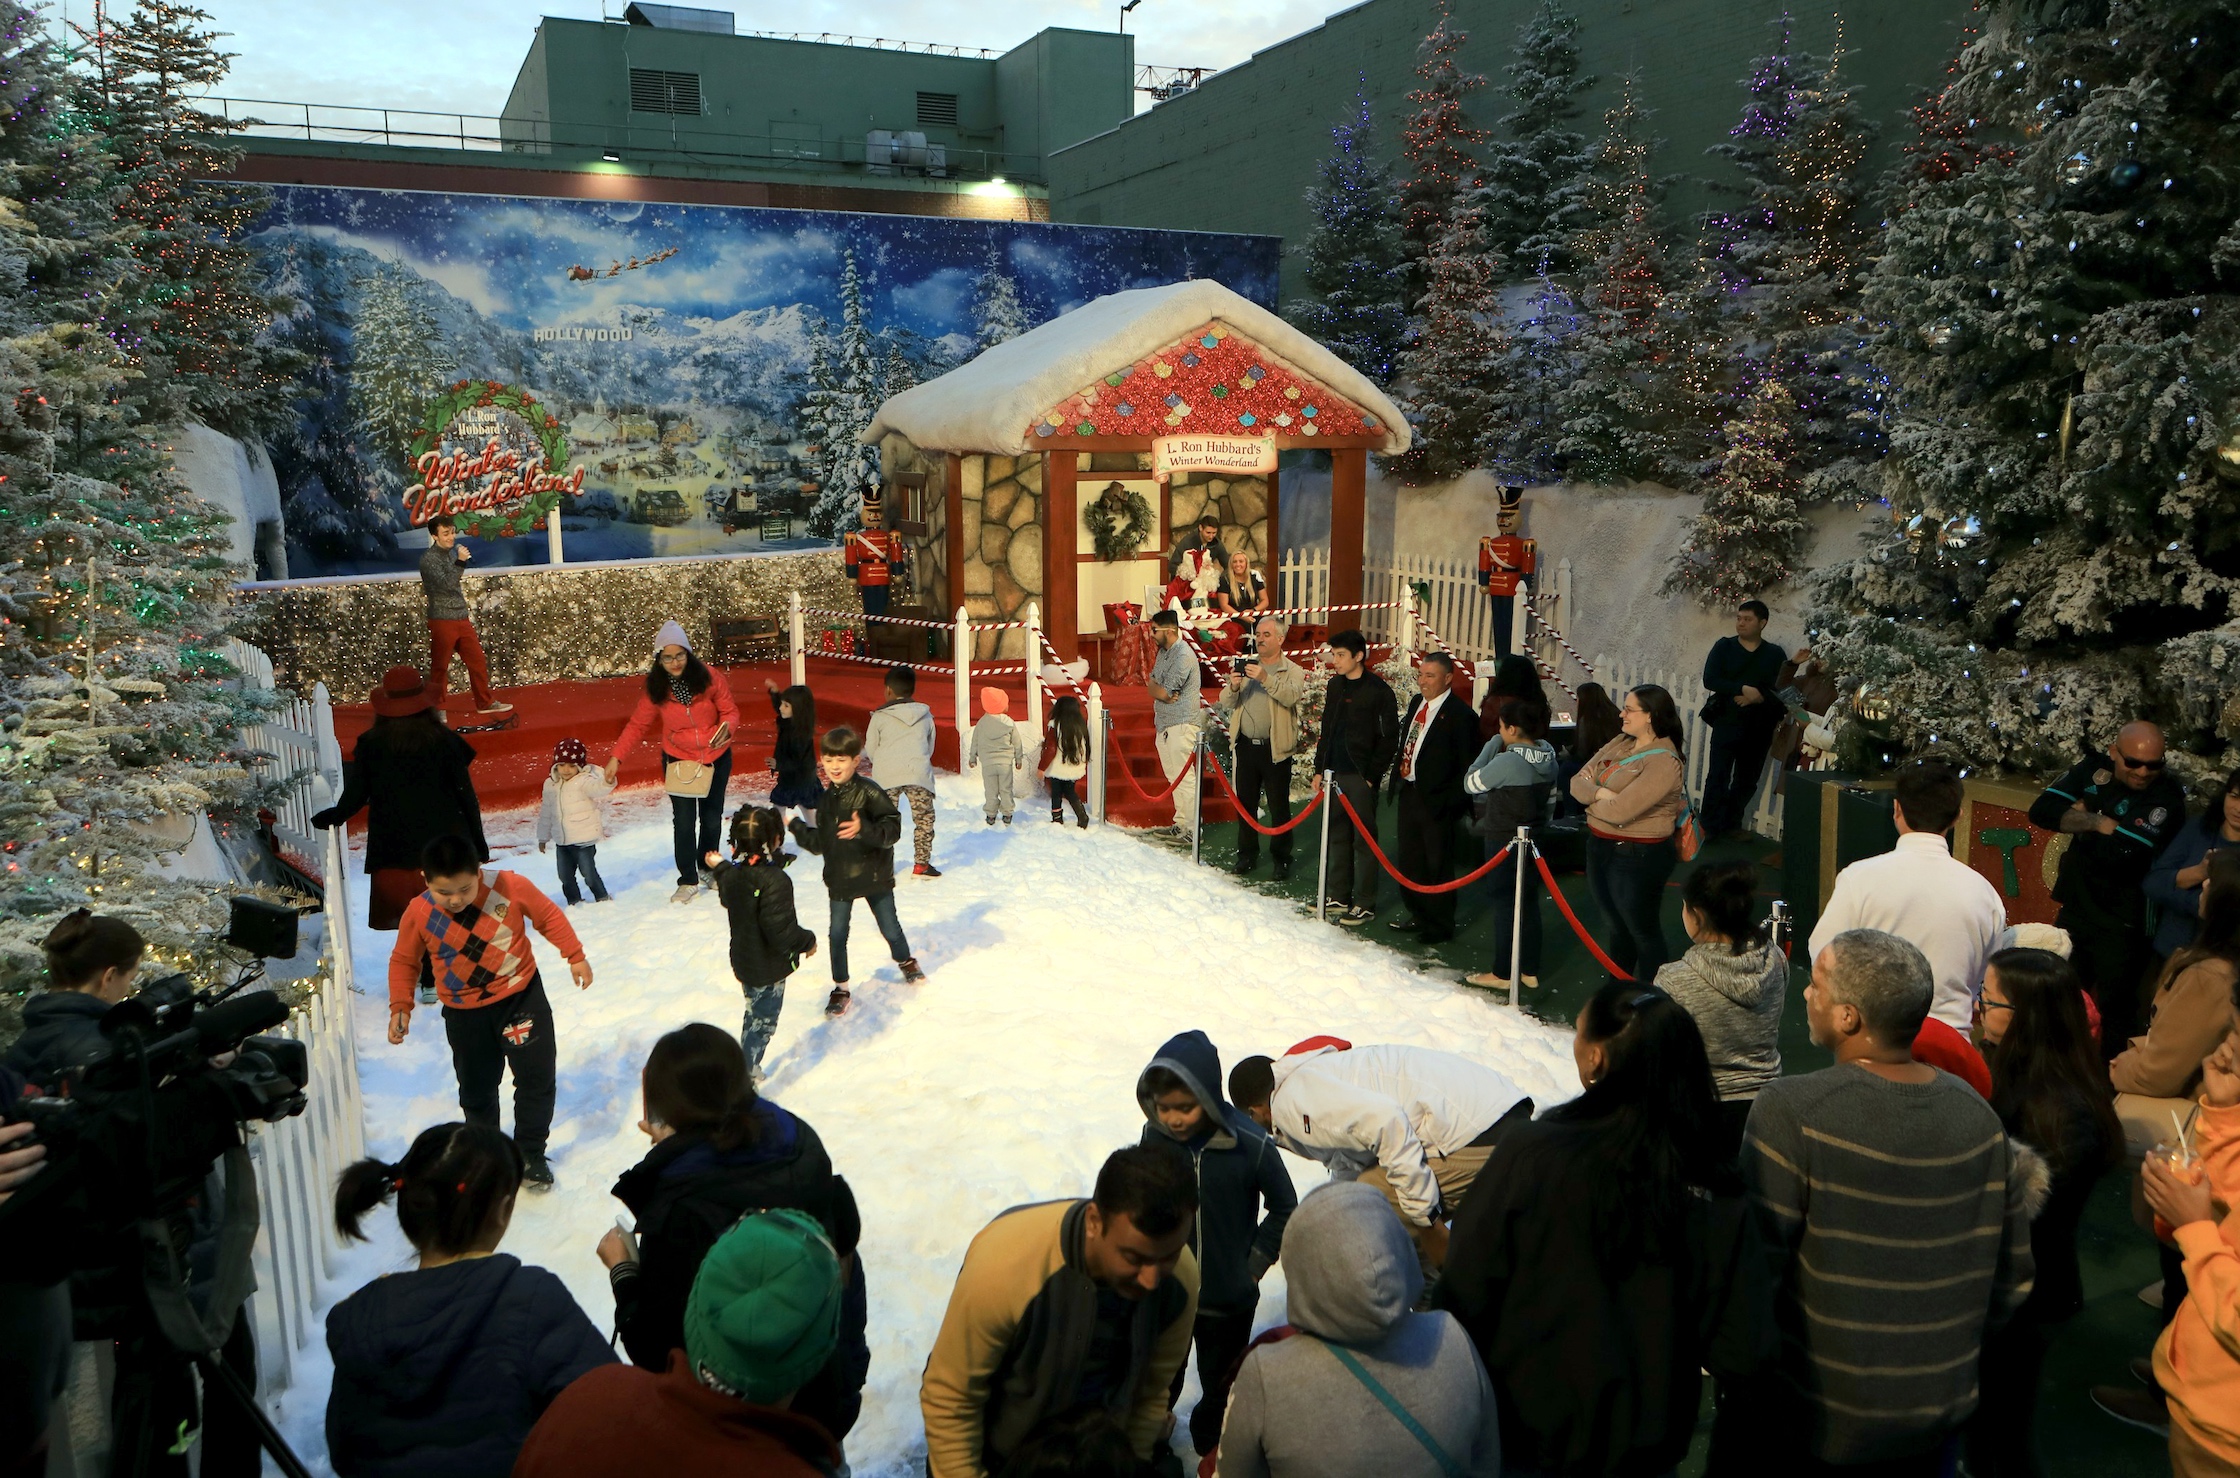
[2153,1099,2240,1467]
[865,699,937,792]
[1654,939,1788,1101]
[2,990,111,1084]
[921,1199,1199,1478]
[709,856,818,989]
[790,776,903,899]
[323,1253,614,1478]
[514,1352,842,1478]
[1463,735,1558,842]
[1436,1117,1771,1478]
[607,1108,870,1441]
[1135,1030,1297,1313]
[1217,1183,1500,1478]
[1267,1045,1523,1227]
[535,765,613,847]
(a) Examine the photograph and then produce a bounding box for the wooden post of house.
[1329,447,1367,613]
[1265,464,1281,600]
[1044,451,1081,661]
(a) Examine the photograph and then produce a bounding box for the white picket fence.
[1595,653,1784,838]
[1276,548,1581,685]
[226,637,345,863]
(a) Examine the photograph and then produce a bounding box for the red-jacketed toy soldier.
[845,493,903,618]
[1477,491,1536,656]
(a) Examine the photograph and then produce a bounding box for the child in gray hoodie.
[863,666,940,876]
[966,686,1024,825]
[1217,1181,1500,1478]
[1652,861,1787,1161]
[1462,697,1560,992]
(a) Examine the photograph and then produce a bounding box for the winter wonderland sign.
[403,382,584,538]
[1151,433,1277,480]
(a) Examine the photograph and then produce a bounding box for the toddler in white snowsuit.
[537,737,614,903]
[967,686,1025,825]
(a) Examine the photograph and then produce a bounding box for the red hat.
[553,738,590,766]
[1283,1035,1352,1057]
[369,665,436,717]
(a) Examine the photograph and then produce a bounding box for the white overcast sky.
[131,1,1331,117]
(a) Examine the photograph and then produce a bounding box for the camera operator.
[3,910,261,1477]
[1,1063,70,1476]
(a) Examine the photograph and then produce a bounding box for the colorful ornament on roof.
[1031,322,1379,441]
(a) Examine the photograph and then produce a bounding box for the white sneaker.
[477,700,515,714]
[670,884,697,904]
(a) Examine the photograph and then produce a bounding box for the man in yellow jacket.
[922,1146,1201,1477]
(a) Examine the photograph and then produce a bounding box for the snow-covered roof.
[862,278,1410,456]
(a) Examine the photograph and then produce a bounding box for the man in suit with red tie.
[1385,652,1484,946]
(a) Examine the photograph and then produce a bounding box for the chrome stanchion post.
[1316,768,1334,922]
[1192,727,1206,868]
[1770,898,1791,959]
[1511,825,1531,1010]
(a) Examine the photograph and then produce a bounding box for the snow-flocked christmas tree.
[969,250,1031,355]
[1810,0,2240,775]
[1388,202,1507,484]
[803,247,886,538]
[1397,3,1488,302]
[1287,92,1409,388]
[1666,381,1807,606]
[1474,0,1595,277]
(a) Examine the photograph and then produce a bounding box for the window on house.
[915,92,959,127]
[891,473,929,536]
[629,68,703,115]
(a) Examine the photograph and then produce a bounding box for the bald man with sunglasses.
[2028,722,2189,1054]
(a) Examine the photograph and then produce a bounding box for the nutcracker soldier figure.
[845,491,905,617]
[1478,488,1536,656]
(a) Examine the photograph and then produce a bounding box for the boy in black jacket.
[1315,629,1399,925]
[789,725,924,1016]
[705,807,817,1077]
[1137,1028,1297,1458]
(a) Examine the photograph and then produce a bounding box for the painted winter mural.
[255,186,1279,578]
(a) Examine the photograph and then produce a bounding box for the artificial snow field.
[267,775,1581,1476]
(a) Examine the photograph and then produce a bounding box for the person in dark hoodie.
[324,1122,614,1478]
[1437,984,1770,1478]
[790,724,923,1016]
[1314,629,1399,927]
[706,806,819,1077]
[1462,697,1559,993]
[596,1023,871,1445]
[1136,1030,1298,1458]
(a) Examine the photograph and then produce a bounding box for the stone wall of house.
[960,452,1043,660]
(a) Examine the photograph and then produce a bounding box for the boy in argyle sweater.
[387,834,595,1189]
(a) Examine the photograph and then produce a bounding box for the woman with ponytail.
[324,1123,612,1478]
[596,1024,871,1444]
[3,910,145,1082]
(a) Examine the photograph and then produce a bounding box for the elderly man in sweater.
[1217,616,1308,880]
[1808,759,2006,1032]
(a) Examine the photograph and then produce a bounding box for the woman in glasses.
[1437,984,1763,1478]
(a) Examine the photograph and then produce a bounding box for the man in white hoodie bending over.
[1229,1038,1530,1267]
[863,665,941,878]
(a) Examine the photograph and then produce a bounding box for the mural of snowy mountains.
[253,185,1278,579]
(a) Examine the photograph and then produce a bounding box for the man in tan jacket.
[1217,616,1308,880]
[922,1146,1201,1478]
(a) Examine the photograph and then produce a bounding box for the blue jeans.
[553,842,608,904]
[667,749,733,887]
[1584,833,1677,979]
[740,980,784,1074]
[829,890,910,982]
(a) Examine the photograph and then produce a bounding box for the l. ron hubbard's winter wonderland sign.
[1151,433,1278,480]
[252,185,1278,579]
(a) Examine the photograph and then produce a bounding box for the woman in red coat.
[605,620,741,903]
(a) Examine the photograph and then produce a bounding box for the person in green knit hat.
[515,1209,848,1476]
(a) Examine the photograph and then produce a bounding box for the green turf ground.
[1164,794,2174,1478]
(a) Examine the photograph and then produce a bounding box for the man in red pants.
[422,514,512,718]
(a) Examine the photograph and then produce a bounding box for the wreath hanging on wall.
[1084,481,1156,562]
[405,380,573,539]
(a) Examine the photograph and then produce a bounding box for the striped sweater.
[1743,1065,2034,1465]
[388,869,584,1014]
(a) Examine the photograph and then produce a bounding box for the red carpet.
[332,655,1237,828]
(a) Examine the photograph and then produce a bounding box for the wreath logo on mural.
[402,380,585,538]
[1083,480,1156,562]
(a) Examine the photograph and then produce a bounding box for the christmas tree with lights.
[1397,3,1488,301]
[1667,381,1807,605]
[1811,0,2240,775]
[1389,201,1507,484]
[1288,92,1409,387]
[1474,0,1595,277]
[1487,263,1583,486]
[0,0,288,994]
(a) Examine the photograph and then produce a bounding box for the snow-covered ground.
[267,775,1579,1476]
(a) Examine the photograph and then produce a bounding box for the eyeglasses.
[2117,754,2166,772]
[1972,995,2014,1020]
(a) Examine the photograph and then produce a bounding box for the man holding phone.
[1217,617,1307,879]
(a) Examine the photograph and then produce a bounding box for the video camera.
[0,895,311,1251]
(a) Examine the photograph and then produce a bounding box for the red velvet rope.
[1332,788,1514,893]
[1108,738,1200,802]
[1532,851,1635,981]
[1202,752,1328,835]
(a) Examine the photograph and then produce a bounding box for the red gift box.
[1103,601,1142,633]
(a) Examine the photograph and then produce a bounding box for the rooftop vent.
[630,67,703,114]
[623,3,735,33]
[916,91,959,127]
